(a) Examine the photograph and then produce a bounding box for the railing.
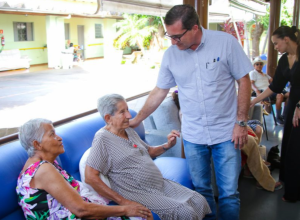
[19,47,47,50]
[0,91,150,145]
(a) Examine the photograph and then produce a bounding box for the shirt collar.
[195,26,206,51]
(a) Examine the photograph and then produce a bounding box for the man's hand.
[231,124,248,149]
[129,117,141,129]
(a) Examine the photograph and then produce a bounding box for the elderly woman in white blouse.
[84,94,211,220]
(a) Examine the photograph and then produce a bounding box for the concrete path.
[0,59,159,137]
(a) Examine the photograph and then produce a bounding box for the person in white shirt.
[250,57,289,124]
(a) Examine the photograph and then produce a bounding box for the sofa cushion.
[79,147,111,188]
[0,141,28,220]
[151,97,181,131]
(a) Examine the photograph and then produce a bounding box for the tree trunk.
[251,16,264,58]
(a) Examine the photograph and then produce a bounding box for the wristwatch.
[235,120,247,127]
[296,103,300,109]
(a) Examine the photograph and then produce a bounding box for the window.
[95,24,103,38]
[13,22,34,41]
[65,23,70,40]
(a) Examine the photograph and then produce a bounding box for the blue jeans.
[183,139,241,220]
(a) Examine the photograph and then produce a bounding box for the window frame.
[13,22,34,42]
[95,23,103,39]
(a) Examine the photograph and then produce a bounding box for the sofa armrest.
[154,157,194,189]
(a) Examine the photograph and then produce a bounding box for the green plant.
[113,14,159,54]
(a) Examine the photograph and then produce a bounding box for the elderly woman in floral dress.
[16,118,152,220]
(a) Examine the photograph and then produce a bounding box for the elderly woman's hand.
[123,205,152,219]
[166,130,180,149]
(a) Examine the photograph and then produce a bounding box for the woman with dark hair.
[251,26,300,202]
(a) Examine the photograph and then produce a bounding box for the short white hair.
[97,94,125,120]
[19,118,52,157]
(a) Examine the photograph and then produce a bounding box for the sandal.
[274,182,283,191]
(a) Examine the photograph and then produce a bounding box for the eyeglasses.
[255,63,264,66]
[164,29,189,42]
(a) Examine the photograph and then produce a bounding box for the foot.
[276,115,285,125]
[263,160,271,167]
[243,167,254,178]
[274,182,283,191]
[256,182,282,191]
[263,108,269,116]
[282,197,297,203]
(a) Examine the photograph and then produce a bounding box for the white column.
[46,15,66,68]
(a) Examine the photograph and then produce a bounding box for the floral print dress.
[16,160,143,220]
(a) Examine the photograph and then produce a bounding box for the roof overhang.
[0,0,183,17]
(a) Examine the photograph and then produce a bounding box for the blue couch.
[0,110,193,220]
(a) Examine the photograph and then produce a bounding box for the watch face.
[237,121,247,127]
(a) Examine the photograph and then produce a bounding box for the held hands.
[231,124,248,150]
[293,107,300,127]
[166,130,181,150]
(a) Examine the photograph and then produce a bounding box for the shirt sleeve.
[269,55,289,93]
[227,36,253,80]
[249,70,256,81]
[156,49,177,89]
[86,133,111,176]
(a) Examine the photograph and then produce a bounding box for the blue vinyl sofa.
[0,110,193,220]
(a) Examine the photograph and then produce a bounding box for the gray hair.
[19,118,52,157]
[97,94,125,120]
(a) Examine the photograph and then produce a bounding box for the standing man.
[130,5,252,220]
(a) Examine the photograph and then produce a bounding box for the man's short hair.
[165,4,200,30]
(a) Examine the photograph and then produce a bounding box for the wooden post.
[293,0,300,28]
[183,0,208,29]
[267,0,281,78]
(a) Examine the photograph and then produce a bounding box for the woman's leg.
[242,136,276,191]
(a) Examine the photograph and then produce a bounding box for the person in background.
[251,26,300,203]
[250,57,289,124]
[172,90,281,192]
[130,4,252,220]
[17,118,151,220]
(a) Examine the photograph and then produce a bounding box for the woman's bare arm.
[33,163,151,219]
